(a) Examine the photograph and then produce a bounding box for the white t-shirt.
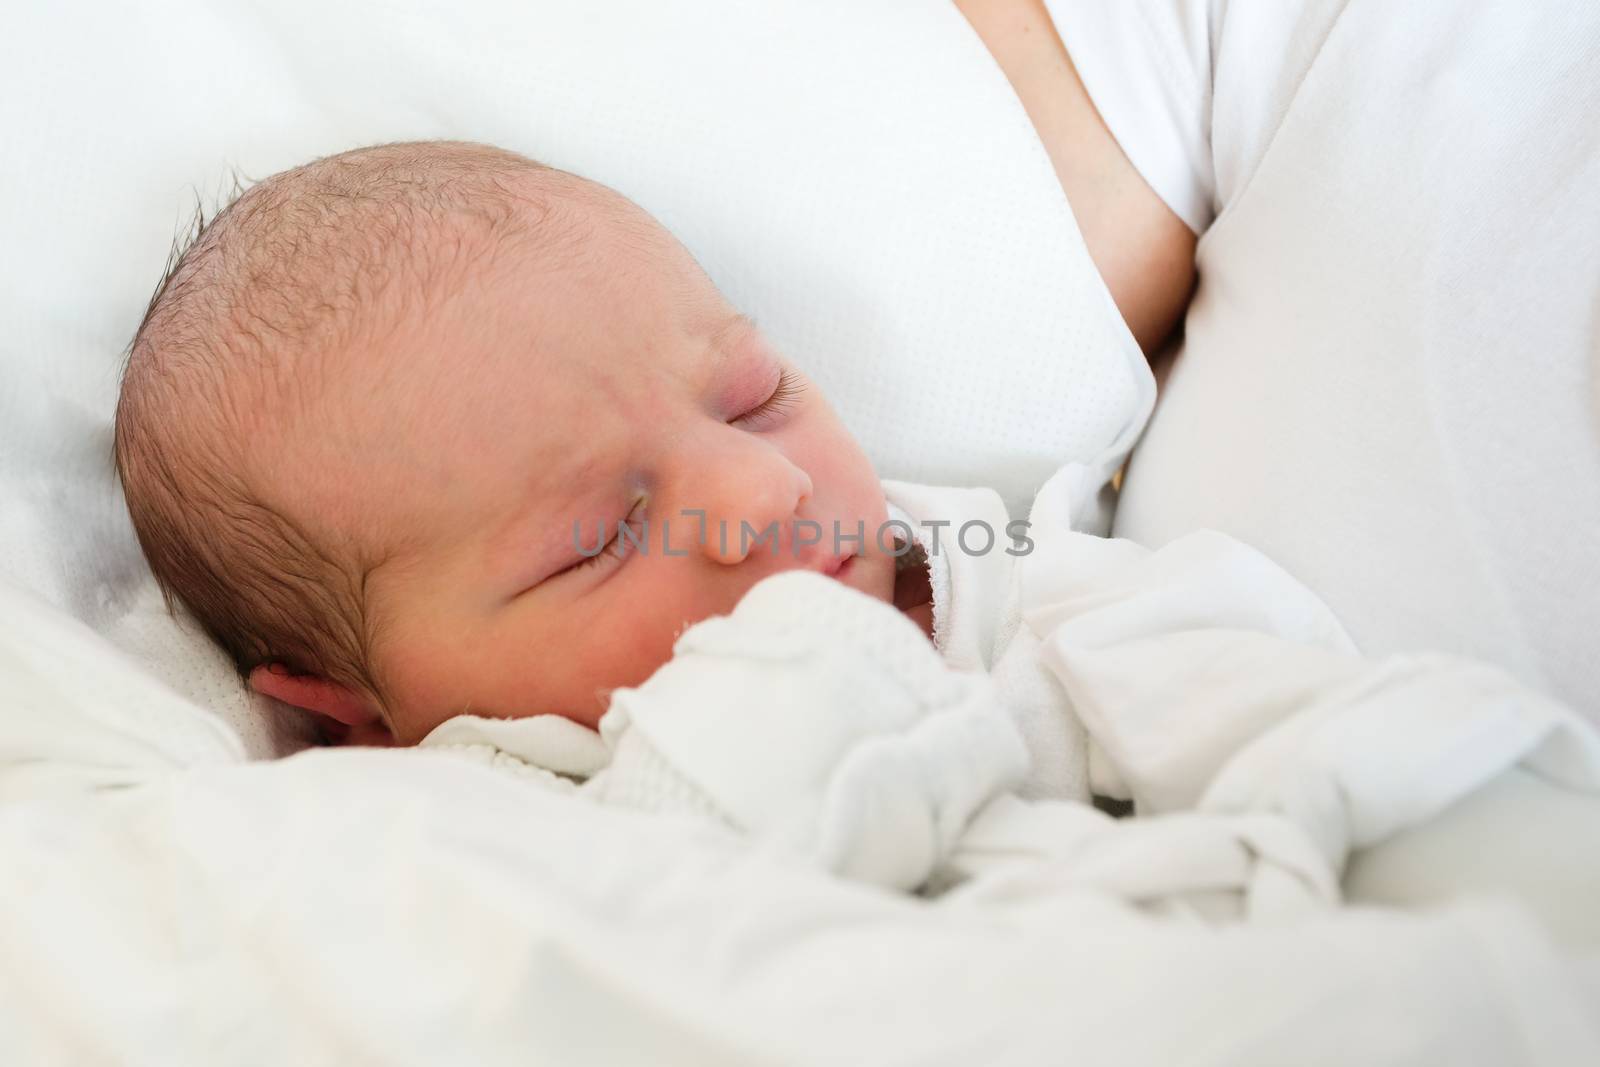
[1044,0,1600,720]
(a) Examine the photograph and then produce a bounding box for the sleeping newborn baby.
[116,141,1600,927]
[117,140,918,747]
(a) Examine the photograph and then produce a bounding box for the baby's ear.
[248,663,393,746]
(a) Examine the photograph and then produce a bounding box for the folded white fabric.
[421,712,609,793]
[941,796,1338,922]
[883,476,1093,803]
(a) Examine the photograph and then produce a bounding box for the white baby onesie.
[421,464,1600,929]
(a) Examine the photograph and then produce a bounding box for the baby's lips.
[797,548,853,577]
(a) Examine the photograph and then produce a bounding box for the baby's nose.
[696,457,814,566]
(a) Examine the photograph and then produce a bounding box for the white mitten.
[586,570,1030,892]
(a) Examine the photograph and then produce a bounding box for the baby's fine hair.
[114,140,579,710]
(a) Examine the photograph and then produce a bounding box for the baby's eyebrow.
[708,311,759,354]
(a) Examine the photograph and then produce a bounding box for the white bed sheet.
[4,738,1596,1066]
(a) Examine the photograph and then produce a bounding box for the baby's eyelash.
[572,501,645,572]
[737,369,806,427]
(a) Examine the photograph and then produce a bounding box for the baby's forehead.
[223,162,603,380]
[174,149,726,494]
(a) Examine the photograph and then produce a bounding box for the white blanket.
[6,740,1597,1066]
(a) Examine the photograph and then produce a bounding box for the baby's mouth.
[807,551,855,578]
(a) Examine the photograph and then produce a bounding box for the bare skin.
[954,0,1196,357]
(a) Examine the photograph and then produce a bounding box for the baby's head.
[116,141,894,744]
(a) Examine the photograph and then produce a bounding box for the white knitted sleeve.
[581,571,1030,892]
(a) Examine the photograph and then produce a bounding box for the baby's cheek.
[826,433,885,517]
[575,575,702,694]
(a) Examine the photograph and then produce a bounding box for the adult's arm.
[954,0,1196,356]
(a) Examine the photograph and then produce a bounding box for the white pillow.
[0,0,1149,760]
[0,581,246,799]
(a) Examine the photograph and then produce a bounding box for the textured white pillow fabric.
[0,581,245,799]
[0,0,1149,760]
